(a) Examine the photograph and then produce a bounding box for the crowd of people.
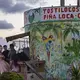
[0,44,20,74]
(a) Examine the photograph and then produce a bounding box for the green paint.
[28,13,35,23]
[24,21,80,80]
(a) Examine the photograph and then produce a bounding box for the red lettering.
[53,14,56,19]
[62,14,65,19]
[47,9,50,13]
[76,7,79,12]
[44,15,46,20]
[49,14,52,19]
[59,14,74,19]
[43,9,46,14]
[78,13,80,18]
[64,7,68,12]
[55,8,58,12]
[61,8,64,12]
[51,8,53,13]
[71,14,74,18]
[47,15,48,19]
[66,14,70,19]
[58,8,61,12]
[44,14,56,20]
[66,14,74,19]
[72,7,75,12]
[59,14,61,19]
[69,7,71,12]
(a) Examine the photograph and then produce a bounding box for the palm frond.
[43,25,52,33]
[63,28,70,41]
[35,27,42,34]
[64,23,72,28]
[53,24,62,28]
[72,28,76,36]
[52,27,58,37]
[73,28,79,36]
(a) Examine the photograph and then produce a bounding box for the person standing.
[8,44,17,70]
[0,45,10,74]
[2,45,9,63]
[0,45,2,54]
[9,44,16,61]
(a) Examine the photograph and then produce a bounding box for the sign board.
[24,6,80,25]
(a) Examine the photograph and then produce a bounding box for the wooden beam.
[6,32,30,42]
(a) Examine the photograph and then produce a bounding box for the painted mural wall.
[35,30,62,79]
[24,21,80,80]
[24,6,80,80]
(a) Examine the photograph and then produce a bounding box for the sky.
[0,0,77,38]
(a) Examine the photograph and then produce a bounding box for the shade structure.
[6,32,30,42]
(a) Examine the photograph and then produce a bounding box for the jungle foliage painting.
[25,21,80,80]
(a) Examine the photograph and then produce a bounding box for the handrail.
[24,61,44,80]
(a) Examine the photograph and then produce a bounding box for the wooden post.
[18,62,27,80]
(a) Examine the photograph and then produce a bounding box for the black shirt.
[2,50,9,62]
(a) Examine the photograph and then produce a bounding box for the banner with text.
[24,6,80,25]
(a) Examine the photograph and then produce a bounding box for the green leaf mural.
[34,8,40,15]
[64,39,80,57]
[28,13,35,23]
[63,22,79,41]
[71,65,80,80]
[24,21,80,80]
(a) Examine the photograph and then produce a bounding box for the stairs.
[24,61,45,80]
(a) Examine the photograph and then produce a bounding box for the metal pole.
[60,0,65,6]
[77,0,80,6]
[19,40,21,50]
